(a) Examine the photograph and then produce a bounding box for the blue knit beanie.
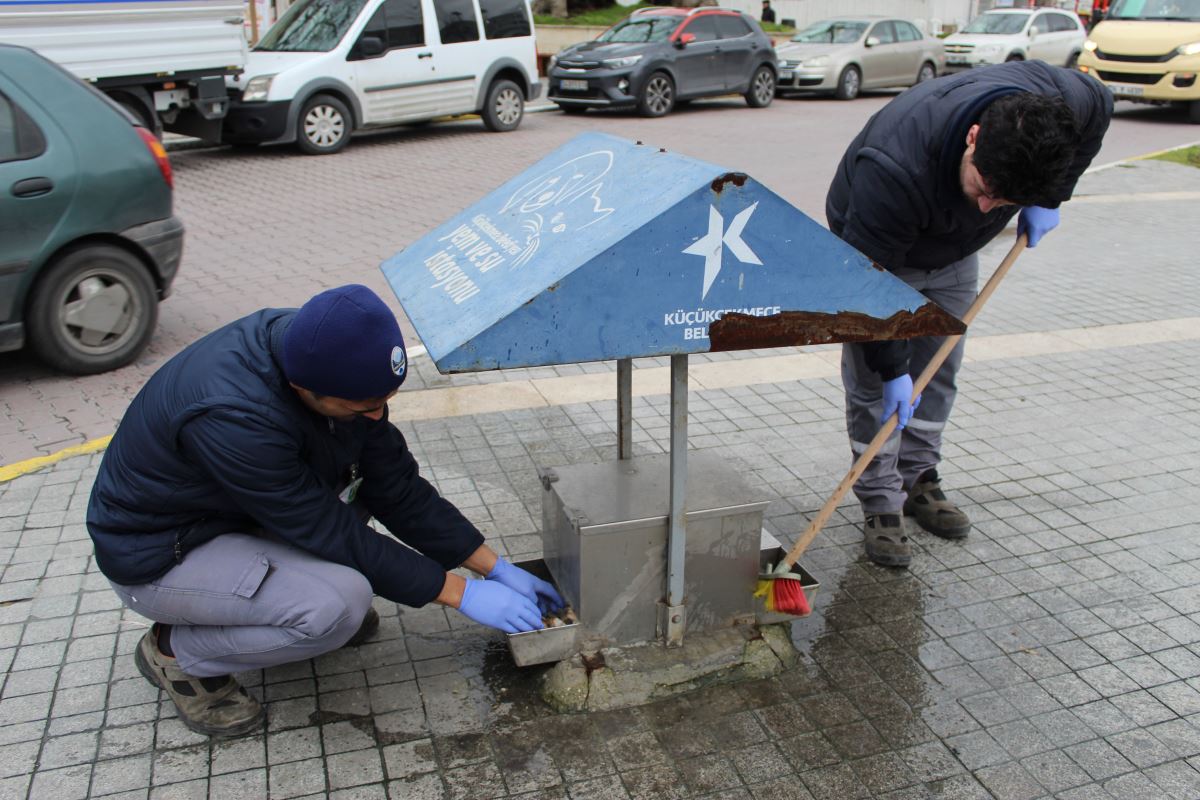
[281,284,407,400]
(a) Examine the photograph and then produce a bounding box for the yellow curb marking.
[1,435,112,484]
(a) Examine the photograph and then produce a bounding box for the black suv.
[548,7,777,117]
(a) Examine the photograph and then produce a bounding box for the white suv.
[223,0,540,154]
[943,8,1086,72]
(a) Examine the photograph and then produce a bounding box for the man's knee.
[293,568,373,647]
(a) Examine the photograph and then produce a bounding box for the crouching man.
[87,284,562,737]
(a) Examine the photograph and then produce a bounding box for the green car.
[0,44,183,374]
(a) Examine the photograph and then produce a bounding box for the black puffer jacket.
[825,61,1112,378]
[86,309,483,607]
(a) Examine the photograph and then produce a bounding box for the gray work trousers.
[841,254,979,514]
[110,533,374,678]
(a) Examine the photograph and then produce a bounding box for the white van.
[222,0,540,154]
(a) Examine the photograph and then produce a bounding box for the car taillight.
[135,126,174,189]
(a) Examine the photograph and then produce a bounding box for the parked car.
[1077,0,1200,124]
[943,8,1087,71]
[0,45,181,374]
[546,7,777,117]
[775,17,945,100]
[223,0,541,155]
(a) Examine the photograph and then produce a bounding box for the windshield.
[791,20,867,43]
[597,16,682,43]
[1107,0,1200,20]
[256,0,371,52]
[961,12,1031,34]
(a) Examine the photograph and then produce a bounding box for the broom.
[757,236,1028,615]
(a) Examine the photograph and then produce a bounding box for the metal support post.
[662,354,688,645]
[617,358,633,460]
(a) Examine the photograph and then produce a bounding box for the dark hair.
[972,93,1079,207]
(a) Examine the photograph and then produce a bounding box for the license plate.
[560,79,588,91]
[779,70,794,80]
[946,56,967,64]
[1106,82,1144,97]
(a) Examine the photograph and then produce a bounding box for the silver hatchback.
[776,17,945,100]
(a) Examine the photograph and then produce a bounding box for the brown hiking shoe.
[904,474,971,539]
[345,607,379,648]
[863,513,911,568]
[135,625,265,738]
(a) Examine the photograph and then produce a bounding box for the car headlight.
[1176,41,1200,56]
[602,55,643,69]
[1084,39,1098,52]
[802,55,831,67]
[548,54,559,70]
[242,75,276,103]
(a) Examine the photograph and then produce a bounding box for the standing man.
[825,61,1111,568]
[761,0,776,24]
[87,284,563,736]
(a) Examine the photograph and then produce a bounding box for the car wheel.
[26,245,158,375]
[1066,51,1080,68]
[834,65,861,100]
[1005,53,1025,62]
[1189,100,1200,124]
[916,61,937,83]
[637,72,675,117]
[745,65,775,108]
[297,94,351,155]
[482,79,524,132]
[556,104,588,115]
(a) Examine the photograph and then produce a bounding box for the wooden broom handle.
[781,235,1028,570]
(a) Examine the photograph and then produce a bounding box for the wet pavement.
[3,159,1200,798]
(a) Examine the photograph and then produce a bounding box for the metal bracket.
[658,601,686,647]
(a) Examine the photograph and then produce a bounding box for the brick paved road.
[0,156,1199,798]
[0,92,1196,464]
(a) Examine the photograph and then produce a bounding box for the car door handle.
[11,177,53,198]
[418,52,433,59]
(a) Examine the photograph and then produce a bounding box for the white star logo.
[682,202,762,300]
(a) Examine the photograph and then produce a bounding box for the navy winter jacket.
[86,309,484,607]
[825,61,1112,379]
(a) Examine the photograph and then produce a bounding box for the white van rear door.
[427,0,486,115]
[351,0,442,123]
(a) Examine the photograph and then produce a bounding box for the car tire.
[1005,53,1025,62]
[297,94,351,155]
[1066,51,1080,68]
[26,245,158,375]
[745,65,775,108]
[556,104,587,115]
[834,65,861,100]
[482,79,525,132]
[916,61,937,83]
[637,72,675,117]
[1189,100,1200,124]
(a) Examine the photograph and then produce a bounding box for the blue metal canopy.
[381,132,964,374]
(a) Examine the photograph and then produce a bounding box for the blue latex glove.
[881,375,921,429]
[457,580,543,633]
[487,558,565,614]
[1017,205,1059,248]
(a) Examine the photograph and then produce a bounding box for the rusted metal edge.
[708,302,967,352]
[711,173,748,193]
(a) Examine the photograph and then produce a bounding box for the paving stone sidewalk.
[2,160,1200,799]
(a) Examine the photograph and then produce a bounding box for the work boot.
[344,607,379,648]
[904,470,971,539]
[863,513,911,568]
[135,625,265,738]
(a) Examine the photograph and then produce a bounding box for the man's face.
[292,385,398,422]
[960,124,1016,214]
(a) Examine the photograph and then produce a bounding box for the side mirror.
[865,35,880,47]
[359,36,385,57]
[1028,26,1039,38]
[676,32,696,48]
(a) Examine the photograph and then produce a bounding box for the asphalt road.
[0,92,1196,464]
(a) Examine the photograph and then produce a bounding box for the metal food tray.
[757,529,820,623]
[506,559,580,667]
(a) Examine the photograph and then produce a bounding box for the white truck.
[0,0,248,140]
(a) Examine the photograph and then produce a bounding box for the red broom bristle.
[772,577,811,616]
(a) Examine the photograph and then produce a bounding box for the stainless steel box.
[540,452,769,646]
